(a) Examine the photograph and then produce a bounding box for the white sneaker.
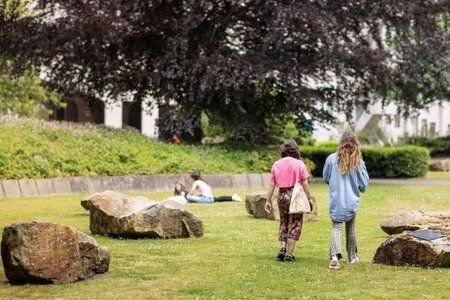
[349,256,360,264]
[231,193,242,202]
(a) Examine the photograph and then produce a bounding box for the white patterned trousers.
[329,216,357,261]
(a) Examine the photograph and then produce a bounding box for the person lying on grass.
[323,131,369,270]
[265,139,313,263]
[174,172,242,204]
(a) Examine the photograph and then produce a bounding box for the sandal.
[329,259,340,270]
[276,247,286,261]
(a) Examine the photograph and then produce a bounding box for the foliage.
[1,185,450,298]
[399,136,450,157]
[201,112,231,141]
[0,1,62,118]
[0,67,61,117]
[301,145,429,178]
[266,114,315,145]
[0,1,448,143]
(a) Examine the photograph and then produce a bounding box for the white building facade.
[53,90,448,144]
[52,96,159,138]
[313,101,450,143]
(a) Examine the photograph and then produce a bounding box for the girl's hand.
[264,201,272,214]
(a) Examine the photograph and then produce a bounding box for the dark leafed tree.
[0,0,449,143]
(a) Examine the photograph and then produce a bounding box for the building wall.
[313,100,450,142]
[54,96,160,139]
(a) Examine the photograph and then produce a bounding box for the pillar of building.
[141,97,159,138]
[104,101,123,128]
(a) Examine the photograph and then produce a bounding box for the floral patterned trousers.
[278,188,304,242]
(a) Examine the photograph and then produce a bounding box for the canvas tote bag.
[289,170,311,214]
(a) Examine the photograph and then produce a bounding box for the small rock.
[245,191,319,221]
[1,221,110,284]
[429,158,450,172]
[245,191,279,220]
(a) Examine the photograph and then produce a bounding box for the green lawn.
[427,171,450,181]
[1,183,449,299]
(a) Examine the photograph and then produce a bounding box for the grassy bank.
[0,116,428,179]
[0,183,449,299]
[0,116,279,179]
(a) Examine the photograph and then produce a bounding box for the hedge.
[301,145,429,178]
[399,136,450,157]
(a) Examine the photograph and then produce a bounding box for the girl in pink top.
[265,139,313,263]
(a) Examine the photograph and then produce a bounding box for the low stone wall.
[0,173,271,199]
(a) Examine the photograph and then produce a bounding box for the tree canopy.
[0,0,61,118]
[0,0,448,143]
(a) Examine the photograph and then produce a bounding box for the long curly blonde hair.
[337,131,362,174]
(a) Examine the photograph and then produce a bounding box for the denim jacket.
[323,153,369,222]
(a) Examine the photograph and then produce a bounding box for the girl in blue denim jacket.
[323,132,369,269]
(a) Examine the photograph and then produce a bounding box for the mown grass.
[1,183,449,299]
[426,171,450,181]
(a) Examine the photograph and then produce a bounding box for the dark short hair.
[190,171,202,181]
[280,139,300,159]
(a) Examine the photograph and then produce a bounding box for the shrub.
[301,145,429,178]
[399,136,450,157]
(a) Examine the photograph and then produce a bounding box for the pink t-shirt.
[270,157,309,188]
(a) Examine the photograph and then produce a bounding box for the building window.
[429,122,436,138]
[411,117,418,135]
[421,120,428,137]
[385,115,392,125]
[394,115,401,128]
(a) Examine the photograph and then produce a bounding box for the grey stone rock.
[245,191,319,222]
[248,174,264,189]
[84,191,203,238]
[1,180,22,198]
[69,177,89,194]
[1,221,110,284]
[373,231,450,268]
[380,211,450,235]
[232,174,250,189]
[52,178,72,195]
[18,179,38,197]
[35,178,55,196]
[86,177,105,193]
[245,191,279,220]
[429,158,450,172]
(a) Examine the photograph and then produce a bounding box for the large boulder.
[245,191,318,221]
[429,158,450,172]
[373,231,450,268]
[380,211,450,235]
[83,191,203,238]
[1,221,110,284]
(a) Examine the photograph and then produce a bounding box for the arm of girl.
[323,156,332,184]
[264,182,276,214]
[301,180,313,200]
[357,161,369,192]
[189,181,197,195]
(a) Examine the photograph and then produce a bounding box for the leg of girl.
[277,190,290,261]
[186,195,214,203]
[345,216,358,263]
[329,221,343,269]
